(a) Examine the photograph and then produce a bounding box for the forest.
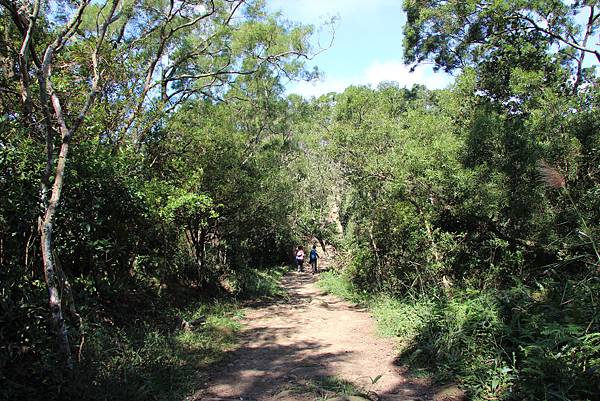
[1,0,599,400]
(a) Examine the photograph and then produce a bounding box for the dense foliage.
[308,1,600,399]
[1,0,318,399]
[1,0,599,400]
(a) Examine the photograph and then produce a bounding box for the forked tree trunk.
[31,0,116,366]
[39,134,74,368]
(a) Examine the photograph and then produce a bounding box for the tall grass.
[228,265,288,299]
[68,301,243,401]
[317,270,600,400]
[318,270,372,305]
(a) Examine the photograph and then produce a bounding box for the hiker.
[309,244,319,274]
[295,245,305,272]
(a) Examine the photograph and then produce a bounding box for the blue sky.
[266,0,455,97]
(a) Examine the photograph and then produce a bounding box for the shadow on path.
[192,270,433,401]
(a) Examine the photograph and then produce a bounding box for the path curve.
[194,270,432,401]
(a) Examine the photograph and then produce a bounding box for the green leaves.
[160,189,218,225]
[403,0,598,98]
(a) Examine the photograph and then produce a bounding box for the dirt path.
[194,267,434,401]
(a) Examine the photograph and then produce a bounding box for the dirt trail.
[194,262,433,401]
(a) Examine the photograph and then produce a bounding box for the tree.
[403,0,599,89]
[0,0,316,367]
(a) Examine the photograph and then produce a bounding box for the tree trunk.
[54,250,84,362]
[196,227,207,284]
[40,216,73,368]
[38,88,75,366]
[317,237,328,256]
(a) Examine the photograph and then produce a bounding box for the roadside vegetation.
[319,268,600,400]
[3,266,286,401]
[313,2,600,399]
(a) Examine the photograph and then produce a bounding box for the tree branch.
[516,13,600,63]
[573,5,595,91]
[16,0,40,118]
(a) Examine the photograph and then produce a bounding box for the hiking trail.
[193,255,449,401]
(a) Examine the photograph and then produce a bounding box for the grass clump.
[317,270,600,400]
[306,375,367,400]
[66,300,243,401]
[317,270,372,305]
[371,295,436,340]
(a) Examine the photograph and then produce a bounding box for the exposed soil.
[193,260,436,401]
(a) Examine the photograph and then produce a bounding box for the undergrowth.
[1,266,286,401]
[228,265,288,300]
[318,270,600,401]
[67,301,243,401]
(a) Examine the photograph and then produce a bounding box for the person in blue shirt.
[309,244,319,274]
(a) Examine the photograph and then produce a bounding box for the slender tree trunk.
[573,5,595,92]
[422,217,441,265]
[407,195,443,265]
[54,251,84,362]
[39,114,76,364]
[24,229,34,272]
[40,218,73,368]
[330,193,344,237]
[34,0,115,366]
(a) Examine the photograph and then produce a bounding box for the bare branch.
[16,0,40,118]
[70,0,121,134]
[170,0,215,34]
[574,5,596,90]
[225,0,244,26]
[40,1,90,78]
[516,13,600,63]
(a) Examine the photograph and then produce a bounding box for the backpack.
[309,249,317,261]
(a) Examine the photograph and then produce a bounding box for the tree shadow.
[193,271,434,401]
[194,323,433,401]
[195,325,344,399]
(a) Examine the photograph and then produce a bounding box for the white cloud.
[286,59,454,98]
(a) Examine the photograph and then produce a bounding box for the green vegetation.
[307,375,366,400]
[319,270,600,400]
[2,1,318,397]
[70,300,242,401]
[229,265,288,300]
[1,0,599,400]
[1,265,288,401]
[310,2,600,398]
